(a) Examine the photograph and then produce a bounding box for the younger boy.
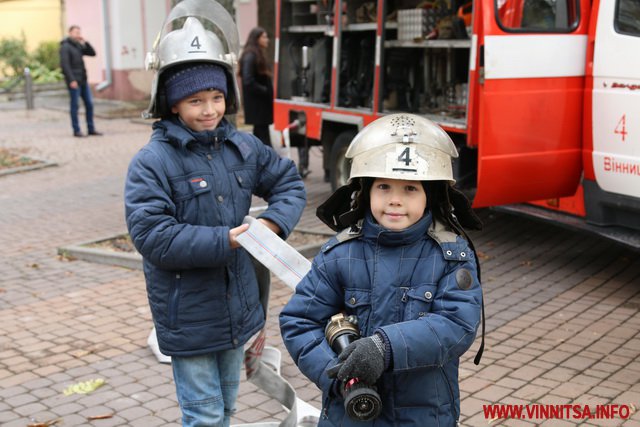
[280,114,482,426]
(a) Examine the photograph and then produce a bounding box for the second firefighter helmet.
[346,113,459,183]
[143,0,241,118]
[316,114,461,231]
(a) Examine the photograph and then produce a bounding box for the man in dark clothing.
[59,25,102,137]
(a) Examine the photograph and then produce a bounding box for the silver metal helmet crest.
[144,0,241,118]
[346,114,459,183]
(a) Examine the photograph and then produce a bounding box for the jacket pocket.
[233,170,255,191]
[170,174,214,224]
[344,289,372,336]
[404,283,437,320]
[237,256,261,313]
[392,368,454,412]
[231,170,254,216]
[168,272,182,329]
[173,269,228,327]
[438,366,460,423]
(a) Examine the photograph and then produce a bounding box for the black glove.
[327,334,386,385]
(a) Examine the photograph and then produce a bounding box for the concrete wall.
[63,0,171,100]
[236,0,258,47]
[63,0,105,90]
[61,0,257,101]
[0,0,63,51]
[1,0,258,100]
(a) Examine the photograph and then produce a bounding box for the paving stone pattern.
[0,98,639,426]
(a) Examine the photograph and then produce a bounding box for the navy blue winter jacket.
[125,118,306,356]
[280,212,481,426]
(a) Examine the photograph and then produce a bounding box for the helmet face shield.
[346,114,459,183]
[144,0,241,118]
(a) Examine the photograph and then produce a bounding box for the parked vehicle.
[273,0,640,248]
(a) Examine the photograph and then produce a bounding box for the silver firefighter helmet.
[346,114,459,183]
[144,0,241,118]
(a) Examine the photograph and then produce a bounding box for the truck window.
[615,0,640,36]
[496,0,579,32]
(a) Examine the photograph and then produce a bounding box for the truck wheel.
[329,131,356,190]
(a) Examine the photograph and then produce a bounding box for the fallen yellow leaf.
[63,378,106,396]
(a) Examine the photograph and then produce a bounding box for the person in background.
[239,27,273,147]
[239,27,312,177]
[59,25,102,137]
[124,10,306,427]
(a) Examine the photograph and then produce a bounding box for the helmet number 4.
[398,147,412,166]
[387,146,424,174]
[191,36,202,50]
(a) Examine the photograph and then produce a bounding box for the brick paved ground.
[0,95,639,426]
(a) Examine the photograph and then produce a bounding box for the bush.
[33,41,60,71]
[0,36,29,77]
[28,40,63,83]
[0,37,63,86]
[27,63,63,83]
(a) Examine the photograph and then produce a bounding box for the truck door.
[471,0,590,207]
[589,0,640,199]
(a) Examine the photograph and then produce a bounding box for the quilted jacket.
[125,118,306,356]
[280,211,481,426]
[59,37,95,86]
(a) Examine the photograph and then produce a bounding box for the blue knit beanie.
[164,63,228,108]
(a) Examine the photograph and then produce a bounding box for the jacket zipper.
[322,394,332,420]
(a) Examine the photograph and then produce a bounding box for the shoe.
[299,168,311,179]
[73,132,85,137]
[88,131,103,136]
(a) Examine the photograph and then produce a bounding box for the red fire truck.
[272,0,640,248]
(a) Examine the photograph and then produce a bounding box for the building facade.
[62,0,258,101]
[0,0,63,52]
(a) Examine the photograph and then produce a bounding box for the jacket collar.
[63,37,82,48]
[362,210,431,247]
[152,118,251,161]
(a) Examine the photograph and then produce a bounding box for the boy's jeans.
[68,83,95,134]
[171,347,244,427]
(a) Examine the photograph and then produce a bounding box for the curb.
[0,160,58,177]
[58,228,334,271]
[58,244,143,270]
[57,233,142,270]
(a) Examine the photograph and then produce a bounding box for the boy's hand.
[258,218,281,235]
[229,223,250,249]
[327,334,386,385]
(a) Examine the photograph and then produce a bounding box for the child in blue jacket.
[124,6,306,426]
[280,114,482,426]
